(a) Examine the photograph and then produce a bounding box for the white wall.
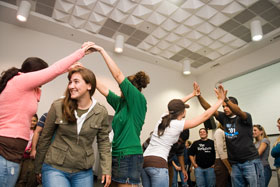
[197,38,280,136]
[0,21,200,142]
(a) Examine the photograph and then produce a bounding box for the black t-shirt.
[168,142,185,163]
[189,139,215,168]
[216,111,259,164]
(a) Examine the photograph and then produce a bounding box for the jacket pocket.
[46,143,68,166]
[85,148,95,167]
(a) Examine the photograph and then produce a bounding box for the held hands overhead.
[193,82,227,101]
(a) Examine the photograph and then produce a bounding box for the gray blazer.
[34,99,112,175]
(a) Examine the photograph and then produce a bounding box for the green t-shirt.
[106,78,147,157]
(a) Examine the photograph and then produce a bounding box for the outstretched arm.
[91,45,125,85]
[184,85,226,130]
[195,82,219,118]
[181,82,198,103]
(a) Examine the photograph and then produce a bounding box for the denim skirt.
[112,154,143,184]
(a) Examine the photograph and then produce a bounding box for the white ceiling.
[1,0,280,75]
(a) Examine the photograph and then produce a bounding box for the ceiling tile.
[209,28,227,39]
[69,16,86,29]
[220,19,240,32]
[94,1,113,16]
[160,50,175,59]
[170,8,191,23]
[170,54,185,61]
[157,40,171,50]
[147,12,166,25]
[231,25,250,37]
[151,27,168,39]
[99,26,115,37]
[168,45,183,53]
[52,9,70,22]
[217,45,233,55]
[119,24,136,35]
[233,9,256,24]
[174,25,191,36]
[191,61,204,68]
[54,0,74,14]
[126,37,142,46]
[186,30,203,40]
[103,18,122,30]
[181,0,205,13]
[196,22,215,34]
[189,53,203,60]
[156,1,178,16]
[271,17,280,28]
[37,0,56,7]
[84,22,102,33]
[125,15,143,26]
[188,43,203,52]
[206,51,222,60]
[260,7,280,22]
[164,33,180,42]
[177,38,192,48]
[137,21,157,33]
[249,0,274,14]
[197,56,212,64]
[184,15,204,28]
[110,9,128,23]
[145,35,160,45]
[209,41,223,50]
[196,5,218,19]
[237,0,258,7]
[222,1,245,17]
[36,3,54,17]
[138,41,153,51]
[88,12,106,24]
[239,32,251,42]
[132,4,152,19]
[131,30,149,40]
[177,48,193,57]
[161,19,178,32]
[197,36,214,46]
[72,6,91,19]
[229,38,247,48]
[208,12,230,26]
[262,23,276,34]
[141,0,162,9]
[116,0,136,13]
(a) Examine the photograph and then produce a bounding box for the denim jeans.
[172,166,188,187]
[141,167,169,187]
[231,158,264,187]
[194,167,215,187]
[0,155,21,187]
[42,163,93,187]
[263,165,272,187]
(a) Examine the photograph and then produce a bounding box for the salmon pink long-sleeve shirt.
[0,49,85,141]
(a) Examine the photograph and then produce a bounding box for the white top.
[144,113,185,161]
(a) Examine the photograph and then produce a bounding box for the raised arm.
[195,82,219,118]
[181,82,197,103]
[91,45,125,85]
[184,85,226,130]
[224,98,247,120]
[96,79,109,97]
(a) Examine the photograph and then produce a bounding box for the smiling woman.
[34,67,112,187]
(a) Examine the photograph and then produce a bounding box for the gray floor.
[269,170,278,187]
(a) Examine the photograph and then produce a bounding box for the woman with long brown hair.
[34,67,111,187]
[0,42,94,187]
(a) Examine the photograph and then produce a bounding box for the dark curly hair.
[0,57,48,94]
[127,71,150,92]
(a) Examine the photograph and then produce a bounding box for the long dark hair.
[158,110,184,137]
[0,57,48,94]
[127,71,150,92]
[62,67,96,123]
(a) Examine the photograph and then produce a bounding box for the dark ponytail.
[158,112,181,137]
[0,67,20,94]
[0,57,48,94]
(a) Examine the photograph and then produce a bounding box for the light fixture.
[114,35,124,53]
[183,60,191,75]
[17,0,31,22]
[250,20,263,41]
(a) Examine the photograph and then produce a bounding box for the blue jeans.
[231,158,264,187]
[0,155,21,187]
[172,166,188,187]
[141,167,169,187]
[42,163,93,187]
[194,167,215,187]
[263,165,272,187]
